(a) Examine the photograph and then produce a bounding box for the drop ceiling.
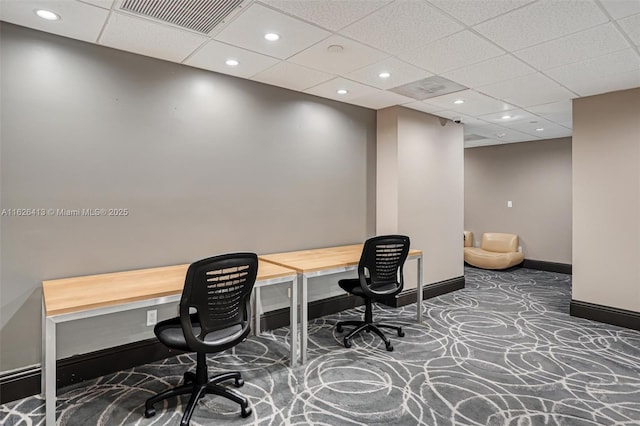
[2,0,639,148]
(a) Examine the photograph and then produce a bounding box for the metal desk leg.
[41,302,46,396]
[43,312,56,425]
[253,287,261,336]
[416,255,424,324]
[300,273,308,364]
[289,277,298,367]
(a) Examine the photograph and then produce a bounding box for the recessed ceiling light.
[501,114,512,120]
[264,33,280,41]
[496,132,506,138]
[535,128,545,132]
[225,59,239,67]
[35,9,60,21]
[454,99,465,104]
[378,72,391,79]
[336,89,348,95]
[327,44,344,53]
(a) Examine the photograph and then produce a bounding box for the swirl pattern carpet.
[2,267,639,425]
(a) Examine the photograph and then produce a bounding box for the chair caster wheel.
[241,406,252,418]
[183,372,194,384]
[235,378,244,387]
[344,339,352,348]
[144,407,156,418]
[336,325,343,333]
[397,330,405,337]
[386,344,394,352]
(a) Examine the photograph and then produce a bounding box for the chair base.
[336,319,404,352]
[145,367,251,426]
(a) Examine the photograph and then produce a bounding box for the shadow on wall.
[0,288,43,371]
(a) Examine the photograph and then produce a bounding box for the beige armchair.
[464,232,524,270]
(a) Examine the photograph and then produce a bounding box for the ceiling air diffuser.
[119,0,246,34]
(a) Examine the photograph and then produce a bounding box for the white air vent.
[120,0,246,34]
[390,76,467,101]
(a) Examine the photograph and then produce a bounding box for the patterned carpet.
[2,267,640,425]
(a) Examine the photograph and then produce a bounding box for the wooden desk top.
[259,244,422,274]
[43,260,295,317]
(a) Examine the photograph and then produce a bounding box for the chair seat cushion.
[464,247,524,270]
[154,316,244,351]
[338,278,397,297]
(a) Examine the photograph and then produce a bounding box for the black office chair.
[144,253,258,426]
[336,235,410,351]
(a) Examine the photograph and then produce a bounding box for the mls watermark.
[1,208,129,217]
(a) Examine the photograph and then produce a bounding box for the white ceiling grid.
[1,0,639,147]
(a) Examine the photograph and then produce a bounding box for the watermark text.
[1,208,129,217]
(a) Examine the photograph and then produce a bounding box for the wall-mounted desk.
[259,244,424,364]
[41,260,297,426]
[41,244,423,425]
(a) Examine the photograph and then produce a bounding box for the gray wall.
[0,23,376,372]
[573,88,640,313]
[464,138,572,264]
[377,107,464,287]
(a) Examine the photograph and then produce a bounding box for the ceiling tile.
[184,40,280,78]
[422,90,515,116]
[401,102,446,115]
[474,0,608,51]
[340,1,463,54]
[494,138,537,145]
[214,3,330,60]
[527,100,572,128]
[259,0,392,31]
[463,121,507,137]
[467,136,530,147]
[252,61,333,91]
[441,54,536,88]
[531,125,573,140]
[347,90,416,110]
[304,77,378,101]
[465,138,503,148]
[479,108,541,124]
[515,23,630,70]
[478,73,576,108]
[617,13,640,46]
[515,23,631,70]
[346,57,432,90]
[399,30,504,74]
[0,0,109,43]
[491,129,540,143]
[100,12,208,62]
[557,69,640,97]
[456,114,490,127]
[433,110,485,125]
[288,35,388,74]
[465,121,538,142]
[78,0,114,8]
[506,117,572,138]
[545,48,640,95]
[428,0,535,26]
[599,0,640,19]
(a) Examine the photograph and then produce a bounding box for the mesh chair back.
[180,253,258,351]
[358,235,410,297]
